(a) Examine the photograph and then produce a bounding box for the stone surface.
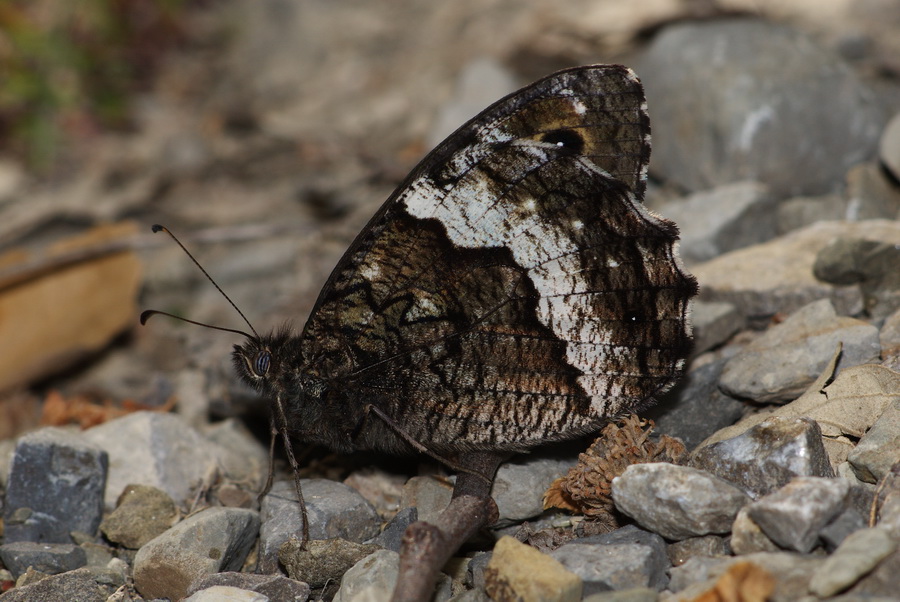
[881,111,900,181]
[399,475,454,524]
[719,299,881,403]
[550,526,669,594]
[691,416,834,498]
[491,454,573,524]
[775,193,846,234]
[484,536,582,602]
[611,463,750,541]
[820,506,869,552]
[99,484,180,549]
[582,589,658,602]
[729,507,780,555]
[666,535,728,567]
[83,411,219,508]
[0,567,112,602]
[658,181,777,265]
[132,507,260,601]
[639,19,884,197]
[0,542,87,579]
[691,220,900,318]
[258,479,381,573]
[280,537,379,589]
[847,398,900,484]
[844,163,900,223]
[370,506,418,552]
[332,548,452,602]
[667,552,823,602]
[202,418,269,490]
[183,585,269,602]
[809,527,897,597]
[3,427,108,543]
[689,300,743,357]
[746,477,849,552]
[813,234,900,319]
[648,358,745,451]
[187,571,310,601]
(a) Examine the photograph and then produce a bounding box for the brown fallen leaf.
[40,390,176,429]
[544,415,686,526]
[0,222,142,392]
[691,561,775,602]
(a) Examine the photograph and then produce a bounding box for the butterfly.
[144,65,696,535]
[227,65,696,469]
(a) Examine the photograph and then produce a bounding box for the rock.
[370,506,418,552]
[258,479,381,573]
[746,477,849,552]
[550,526,669,594]
[879,111,900,181]
[657,181,777,265]
[582,588,658,602]
[484,536,582,602]
[0,568,112,602]
[132,507,260,601]
[187,571,310,601]
[690,416,834,498]
[492,455,573,524]
[880,307,900,367]
[183,585,269,601]
[844,163,900,223]
[399,475,453,524]
[813,235,900,319]
[467,551,492,590]
[848,398,900,483]
[611,463,750,541]
[203,418,269,490]
[819,506,868,551]
[689,300,743,357]
[775,193,846,235]
[809,527,897,597]
[333,548,453,602]
[0,542,87,579]
[648,358,745,451]
[729,507,780,555]
[99,484,180,549]
[83,411,219,508]
[847,548,900,598]
[691,219,900,318]
[639,19,884,197]
[3,428,107,544]
[666,535,728,567]
[667,552,823,600]
[719,299,880,403]
[279,537,379,589]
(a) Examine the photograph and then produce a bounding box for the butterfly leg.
[392,451,503,602]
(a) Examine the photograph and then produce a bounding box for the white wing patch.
[402,144,631,410]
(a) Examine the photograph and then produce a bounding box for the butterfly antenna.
[146,224,260,339]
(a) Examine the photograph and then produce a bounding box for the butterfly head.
[231,327,302,395]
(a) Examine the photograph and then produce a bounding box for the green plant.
[0,0,190,171]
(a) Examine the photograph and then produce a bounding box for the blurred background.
[1,0,898,441]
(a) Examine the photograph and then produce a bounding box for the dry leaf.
[0,222,142,392]
[40,390,177,429]
[543,415,686,524]
[691,561,775,602]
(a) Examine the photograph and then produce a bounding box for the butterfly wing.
[300,65,697,453]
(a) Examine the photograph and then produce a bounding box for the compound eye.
[253,351,271,377]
